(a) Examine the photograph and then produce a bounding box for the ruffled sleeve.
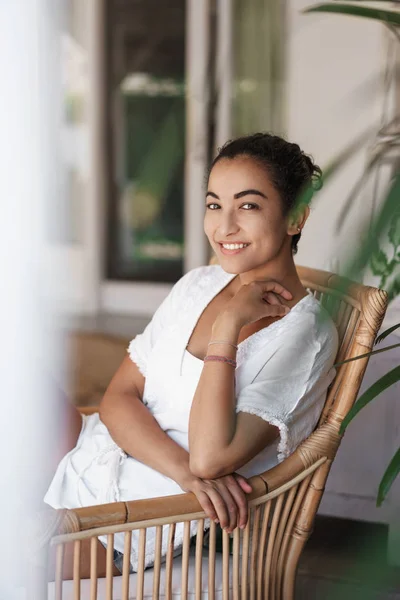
[127,269,195,378]
[236,313,338,462]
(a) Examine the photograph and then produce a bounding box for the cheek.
[203,212,214,238]
[248,214,286,245]
[246,214,274,237]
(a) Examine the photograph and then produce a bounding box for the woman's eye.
[241,203,259,210]
[206,203,220,210]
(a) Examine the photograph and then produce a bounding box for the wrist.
[212,311,243,339]
[176,470,198,492]
[173,462,196,491]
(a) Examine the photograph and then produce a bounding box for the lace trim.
[127,338,147,377]
[236,405,291,463]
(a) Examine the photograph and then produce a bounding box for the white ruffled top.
[44,265,339,571]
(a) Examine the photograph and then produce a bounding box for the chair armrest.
[52,475,268,536]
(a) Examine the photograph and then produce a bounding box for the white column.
[214,0,233,153]
[184,0,211,272]
[0,0,64,594]
[85,0,107,312]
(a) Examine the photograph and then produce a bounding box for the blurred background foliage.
[302,0,400,505]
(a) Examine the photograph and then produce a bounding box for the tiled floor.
[297,515,400,599]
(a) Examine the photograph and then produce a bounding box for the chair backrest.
[296,265,387,428]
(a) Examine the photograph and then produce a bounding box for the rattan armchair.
[30,266,388,600]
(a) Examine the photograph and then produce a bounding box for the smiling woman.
[43,132,338,579]
[205,132,322,264]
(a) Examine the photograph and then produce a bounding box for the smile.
[219,243,250,255]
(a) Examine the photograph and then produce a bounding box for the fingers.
[205,486,232,530]
[192,476,252,533]
[256,280,293,300]
[192,482,231,529]
[233,474,252,494]
[195,490,219,523]
[262,291,283,306]
[225,476,249,529]
[262,291,290,317]
[214,483,240,532]
[268,304,291,317]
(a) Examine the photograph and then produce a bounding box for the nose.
[217,210,240,238]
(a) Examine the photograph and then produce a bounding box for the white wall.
[287,0,384,274]
[286,1,400,330]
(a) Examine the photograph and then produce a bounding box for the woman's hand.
[181,473,253,532]
[220,280,293,329]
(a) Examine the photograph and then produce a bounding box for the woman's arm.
[188,312,279,479]
[99,356,192,489]
[99,355,253,531]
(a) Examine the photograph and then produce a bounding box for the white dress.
[44,265,339,570]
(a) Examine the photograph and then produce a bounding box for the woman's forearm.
[189,312,242,474]
[100,394,192,489]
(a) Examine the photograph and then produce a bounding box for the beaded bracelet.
[208,340,238,351]
[204,354,237,368]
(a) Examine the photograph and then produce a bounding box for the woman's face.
[204,155,299,274]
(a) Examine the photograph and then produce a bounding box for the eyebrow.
[206,189,268,200]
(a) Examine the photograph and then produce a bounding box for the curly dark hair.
[210,133,322,254]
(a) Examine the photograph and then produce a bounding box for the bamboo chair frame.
[30,265,388,600]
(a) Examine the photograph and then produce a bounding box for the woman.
[45,133,339,578]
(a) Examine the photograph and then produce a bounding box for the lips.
[218,243,250,256]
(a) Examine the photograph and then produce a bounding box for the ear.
[287,205,310,236]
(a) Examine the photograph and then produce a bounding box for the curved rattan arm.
[52,403,340,538]
[47,474,267,537]
[49,427,336,540]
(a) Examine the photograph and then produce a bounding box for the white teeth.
[222,243,249,250]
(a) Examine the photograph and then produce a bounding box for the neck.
[232,254,307,308]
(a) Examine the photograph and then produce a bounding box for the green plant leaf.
[334,342,400,366]
[339,366,400,433]
[375,322,400,344]
[333,112,399,231]
[377,447,400,507]
[345,173,400,281]
[386,274,400,302]
[294,128,372,211]
[303,3,400,26]
[335,152,381,232]
[388,213,400,247]
[369,248,390,277]
[334,0,400,3]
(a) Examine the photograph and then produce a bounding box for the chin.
[219,265,240,274]
[217,258,252,275]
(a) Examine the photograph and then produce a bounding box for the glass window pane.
[232,0,285,136]
[106,0,186,283]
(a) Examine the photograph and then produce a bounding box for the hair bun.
[303,153,323,191]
